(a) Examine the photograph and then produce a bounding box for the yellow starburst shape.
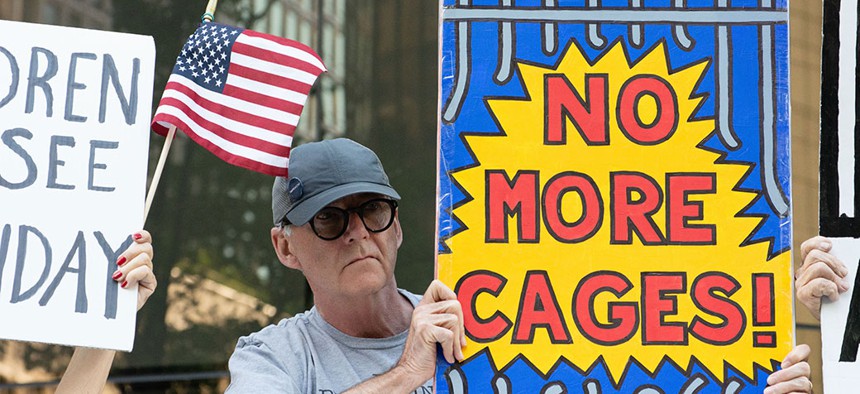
[438,39,792,382]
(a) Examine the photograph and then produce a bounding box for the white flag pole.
[143,125,176,222]
[143,0,219,223]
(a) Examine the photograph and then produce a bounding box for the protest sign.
[0,19,154,351]
[435,1,793,392]
[820,0,860,391]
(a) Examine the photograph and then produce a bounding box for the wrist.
[391,363,430,390]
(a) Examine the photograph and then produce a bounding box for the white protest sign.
[820,240,860,394]
[0,20,154,351]
[820,0,860,390]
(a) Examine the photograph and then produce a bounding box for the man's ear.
[393,213,403,248]
[271,227,301,270]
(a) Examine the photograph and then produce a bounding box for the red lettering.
[456,271,513,342]
[545,74,609,145]
[642,272,687,345]
[542,172,603,243]
[667,174,716,244]
[617,75,678,145]
[573,271,638,345]
[486,170,538,243]
[690,272,746,345]
[611,172,664,244]
[752,273,775,326]
[513,271,571,343]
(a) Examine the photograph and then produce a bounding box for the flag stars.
[173,24,241,91]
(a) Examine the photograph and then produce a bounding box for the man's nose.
[343,210,369,241]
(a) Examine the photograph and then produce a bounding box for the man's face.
[275,193,403,299]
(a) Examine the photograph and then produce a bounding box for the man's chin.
[339,271,392,295]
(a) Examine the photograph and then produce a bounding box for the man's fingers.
[421,280,458,305]
[767,366,811,387]
[799,236,831,261]
[763,378,813,394]
[415,312,465,360]
[781,344,811,368]
[764,345,812,394]
[424,325,456,363]
[796,261,850,293]
[420,282,468,345]
[798,277,841,302]
[768,360,810,384]
[796,277,840,320]
[797,249,847,280]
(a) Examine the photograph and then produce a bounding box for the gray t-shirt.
[225,289,433,394]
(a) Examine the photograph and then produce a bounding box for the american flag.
[151,22,325,176]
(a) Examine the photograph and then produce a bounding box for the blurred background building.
[0,0,828,392]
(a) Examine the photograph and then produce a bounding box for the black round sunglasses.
[306,198,399,240]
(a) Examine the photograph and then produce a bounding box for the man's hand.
[764,344,812,394]
[796,236,850,320]
[344,280,466,393]
[112,230,157,311]
[397,280,466,383]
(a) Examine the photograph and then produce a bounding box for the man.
[226,138,465,393]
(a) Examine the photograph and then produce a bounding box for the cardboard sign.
[435,1,793,392]
[820,0,860,391]
[0,20,154,351]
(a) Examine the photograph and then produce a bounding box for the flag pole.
[143,125,175,221]
[143,0,219,223]
[202,0,219,23]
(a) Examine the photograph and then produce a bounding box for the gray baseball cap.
[272,138,400,226]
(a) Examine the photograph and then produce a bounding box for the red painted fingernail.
[116,256,127,266]
[112,270,122,280]
[121,280,128,288]
[133,233,142,240]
